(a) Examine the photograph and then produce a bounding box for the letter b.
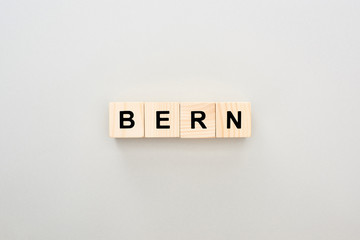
[120,111,135,128]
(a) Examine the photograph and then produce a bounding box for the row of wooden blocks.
[109,102,251,138]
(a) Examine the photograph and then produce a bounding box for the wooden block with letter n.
[145,102,180,138]
[109,102,144,138]
[216,102,251,138]
[180,102,215,138]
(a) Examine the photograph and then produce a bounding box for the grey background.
[1,0,359,239]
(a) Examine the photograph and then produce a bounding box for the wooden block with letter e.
[180,102,215,138]
[216,102,251,138]
[145,102,180,138]
[109,102,144,138]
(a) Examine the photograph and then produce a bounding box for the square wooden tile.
[145,102,179,138]
[216,102,251,138]
[180,102,215,138]
[109,102,144,138]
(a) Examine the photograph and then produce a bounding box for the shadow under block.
[145,102,180,138]
[109,102,144,138]
[180,102,215,138]
[216,102,251,138]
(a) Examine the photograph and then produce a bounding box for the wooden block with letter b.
[180,102,215,138]
[109,102,144,138]
[216,102,251,138]
[145,102,180,138]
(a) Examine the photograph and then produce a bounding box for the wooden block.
[216,102,251,138]
[109,102,144,138]
[145,102,179,138]
[180,102,215,138]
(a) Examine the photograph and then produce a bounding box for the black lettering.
[191,111,207,129]
[156,111,170,129]
[227,111,241,128]
[120,111,135,128]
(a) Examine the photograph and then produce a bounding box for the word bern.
[109,102,251,138]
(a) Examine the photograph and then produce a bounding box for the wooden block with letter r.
[216,102,251,138]
[109,102,144,138]
[180,102,215,138]
[145,102,179,138]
